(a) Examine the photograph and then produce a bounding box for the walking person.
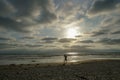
[64,54,67,65]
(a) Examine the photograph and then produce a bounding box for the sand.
[0,59,120,80]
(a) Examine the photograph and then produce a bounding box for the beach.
[0,59,120,80]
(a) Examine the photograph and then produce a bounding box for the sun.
[66,27,78,38]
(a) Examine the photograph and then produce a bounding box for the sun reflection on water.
[66,52,79,63]
[69,56,79,62]
[67,52,78,55]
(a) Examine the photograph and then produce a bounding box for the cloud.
[0,17,30,32]
[0,37,13,41]
[0,36,16,41]
[78,40,94,43]
[97,38,120,45]
[71,45,90,49]
[75,35,82,37]
[70,45,91,52]
[42,37,58,41]
[0,47,69,55]
[0,42,43,50]
[0,42,18,49]
[41,37,58,43]
[0,0,56,32]
[102,17,120,27]
[0,0,120,55]
[0,0,15,17]
[55,0,86,26]
[9,0,57,23]
[100,16,120,35]
[20,36,35,39]
[58,38,76,43]
[88,0,120,16]
[36,10,56,23]
[25,44,43,47]
[111,31,120,34]
[91,29,108,37]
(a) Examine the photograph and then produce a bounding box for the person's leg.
[63,59,66,65]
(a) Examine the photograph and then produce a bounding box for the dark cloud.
[20,36,35,39]
[78,40,94,43]
[0,37,13,41]
[91,29,108,37]
[42,37,58,41]
[92,31,105,36]
[41,37,58,43]
[36,10,57,23]
[75,35,82,37]
[0,0,56,32]
[9,0,56,23]
[58,38,76,43]
[8,0,37,17]
[0,43,18,49]
[88,0,120,15]
[0,42,43,49]
[0,17,29,32]
[97,38,120,45]
[0,0,15,16]
[111,31,120,34]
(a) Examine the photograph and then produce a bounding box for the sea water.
[0,52,120,65]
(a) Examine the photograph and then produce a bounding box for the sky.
[0,0,120,55]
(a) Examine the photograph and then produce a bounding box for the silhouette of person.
[64,54,67,65]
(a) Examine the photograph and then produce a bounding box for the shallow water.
[0,52,120,65]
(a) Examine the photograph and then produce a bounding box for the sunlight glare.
[66,27,79,38]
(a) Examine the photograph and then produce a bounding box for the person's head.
[64,54,67,56]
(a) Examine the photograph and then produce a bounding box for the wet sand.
[0,59,120,80]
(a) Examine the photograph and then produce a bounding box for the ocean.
[0,52,120,65]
